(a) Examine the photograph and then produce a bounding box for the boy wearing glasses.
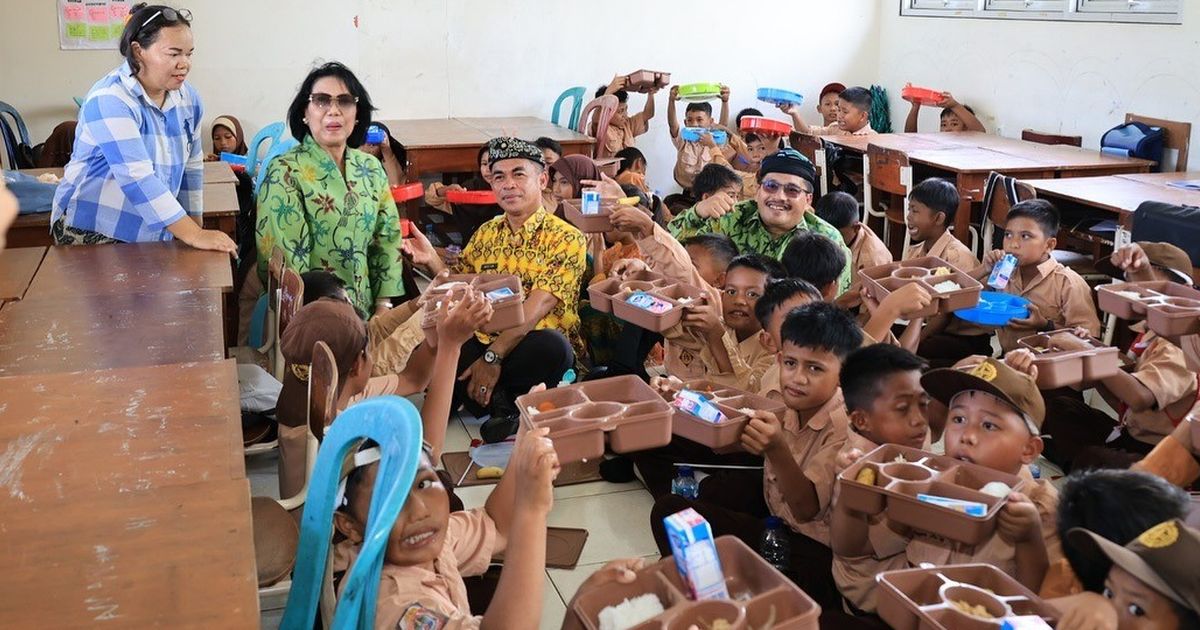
[668,149,852,293]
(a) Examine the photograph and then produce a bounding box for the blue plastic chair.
[280,396,424,630]
[551,87,586,130]
[245,121,287,183]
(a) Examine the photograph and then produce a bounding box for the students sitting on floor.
[903,177,991,367]
[651,302,863,611]
[1034,242,1199,472]
[902,89,986,133]
[595,75,658,156]
[667,84,733,190]
[976,199,1100,353]
[815,191,892,313]
[754,278,824,400]
[830,344,930,615]
[785,85,876,137]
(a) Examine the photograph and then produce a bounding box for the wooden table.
[0,246,46,302]
[0,360,244,505]
[25,242,233,300]
[0,288,226,376]
[823,131,1153,244]
[7,167,240,248]
[0,479,259,628]
[1023,171,1200,228]
[379,116,594,180]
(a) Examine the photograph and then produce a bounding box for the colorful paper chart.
[59,0,126,50]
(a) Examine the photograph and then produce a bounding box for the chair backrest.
[984,171,1037,228]
[1021,129,1082,147]
[278,266,305,338]
[1126,113,1191,172]
[866,144,910,195]
[577,95,618,159]
[309,341,339,441]
[245,122,287,181]
[281,395,425,630]
[789,132,822,163]
[268,247,285,304]
[0,101,31,147]
[551,86,586,129]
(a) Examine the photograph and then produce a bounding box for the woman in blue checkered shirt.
[51,4,235,255]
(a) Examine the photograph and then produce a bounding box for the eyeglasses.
[308,93,359,111]
[138,7,192,30]
[761,179,812,199]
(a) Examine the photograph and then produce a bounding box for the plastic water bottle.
[671,465,699,500]
[760,516,791,575]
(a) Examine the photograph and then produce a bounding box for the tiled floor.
[253,405,661,630]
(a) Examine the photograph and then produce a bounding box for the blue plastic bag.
[2,170,57,214]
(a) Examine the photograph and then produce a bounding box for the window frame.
[899,0,1183,23]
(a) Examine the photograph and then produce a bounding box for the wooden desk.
[0,360,244,504]
[0,479,259,628]
[380,116,595,180]
[1023,171,1200,227]
[204,160,237,184]
[0,246,46,302]
[0,289,226,376]
[25,242,232,300]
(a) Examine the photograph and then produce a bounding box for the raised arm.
[667,85,681,138]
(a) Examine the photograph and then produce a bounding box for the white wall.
[878,1,1200,166]
[0,0,883,192]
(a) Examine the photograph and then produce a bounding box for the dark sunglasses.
[761,178,812,199]
[308,93,359,111]
[137,7,192,30]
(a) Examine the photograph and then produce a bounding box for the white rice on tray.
[598,593,665,630]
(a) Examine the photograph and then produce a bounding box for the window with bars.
[900,0,1182,23]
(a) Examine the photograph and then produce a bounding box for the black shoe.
[599,455,637,483]
[480,413,520,444]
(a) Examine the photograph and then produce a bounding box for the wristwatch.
[483,349,502,365]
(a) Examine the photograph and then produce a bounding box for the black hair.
[596,84,628,103]
[534,137,564,158]
[692,163,742,199]
[744,132,762,145]
[782,231,847,291]
[909,177,960,226]
[119,4,191,75]
[840,344,928,412]
[681,234,739,269]
[1006,199,1060,237]
[735,107,763,128]
[1058,469,1190,592]
[780,301,863,359]
[753,278,822,329]
[838,86,872,112]
[368,121,408,168]
[814,191,860,230]
[940,104,976,117]
[727,253,786,283]
[685,102,713,116]
[614,147,646,174]
[300,270,347,305]
[339,439,436,516]
[286,62,376,146]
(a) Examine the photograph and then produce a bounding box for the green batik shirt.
[256,136,405,315]
[667,199,852,293]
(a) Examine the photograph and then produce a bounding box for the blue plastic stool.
[279,396,425,630]
[245,122,287,183]
[552,87,586,130]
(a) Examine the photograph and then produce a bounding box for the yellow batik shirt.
[454,208,587,359]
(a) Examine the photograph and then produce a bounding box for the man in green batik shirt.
[668,149,852,293]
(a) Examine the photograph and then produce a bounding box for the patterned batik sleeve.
[667,204,722,240]
[529,228,587,303]
[256,156,312,281]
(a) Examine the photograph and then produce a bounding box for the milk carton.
[662,508,729,600]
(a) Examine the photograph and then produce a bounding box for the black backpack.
[1101,122,1166,172]
[1132,200,1200,267]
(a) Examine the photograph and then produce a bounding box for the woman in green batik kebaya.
[256,62,404,317]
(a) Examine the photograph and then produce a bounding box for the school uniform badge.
[396,603,448,630]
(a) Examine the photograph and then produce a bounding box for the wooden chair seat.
[252,496,300,587]
[1021,129,1082,147]
[242,413,275,447]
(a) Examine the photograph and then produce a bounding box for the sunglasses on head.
[137,7,191,30]
[761,178,812,199]
[308,93,359,111]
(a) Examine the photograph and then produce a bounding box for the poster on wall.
[58,0,131,50]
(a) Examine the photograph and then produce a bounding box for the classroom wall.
[878,1,1200,167]
[0,0,883,193]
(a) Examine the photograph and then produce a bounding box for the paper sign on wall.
[58,0,128,50]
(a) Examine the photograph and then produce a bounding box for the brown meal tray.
[562,198,621,233]
[877,563,1060,630]
[664,378,788,450]
[624,69,672,93]
[1017,329,1121,389]
[858,256,983,318]
[587,269,668,313]
[572,536,819,630]
[837,444,1026,546]
[420,273,525,334]
[516,375,673,464]
[1096,280,1200,337]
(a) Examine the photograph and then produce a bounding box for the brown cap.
[1097,242,1194,286]
[921,357,1045,432]
[1067,519,1200,615]
[276,298,366,428]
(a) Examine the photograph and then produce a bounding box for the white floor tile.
[553,478,644,500]
[246,450,281,499]
[539,572,567,630]
[547,489,660,566]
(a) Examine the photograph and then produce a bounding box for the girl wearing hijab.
[205,114,247,161]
